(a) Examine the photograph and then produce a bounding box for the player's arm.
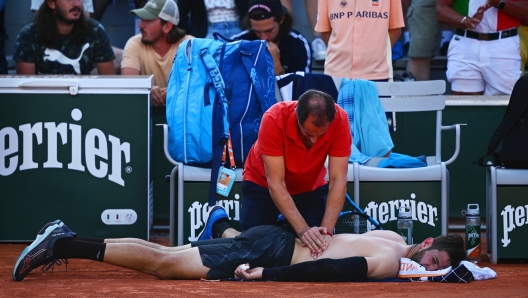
[235,257,370,281]
[16,62,36,74]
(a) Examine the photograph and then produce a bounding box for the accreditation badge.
[216,166,237,197]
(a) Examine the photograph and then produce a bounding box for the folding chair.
[331,78,463,242]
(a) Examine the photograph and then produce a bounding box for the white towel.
[398,258,497,281]
[460,260,497,280]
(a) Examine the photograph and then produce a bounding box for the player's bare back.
[290,230,408,278]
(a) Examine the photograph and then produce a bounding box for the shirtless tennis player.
[13,210,465,282]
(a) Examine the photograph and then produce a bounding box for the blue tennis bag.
[166,37,276,167]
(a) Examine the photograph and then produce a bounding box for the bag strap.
[213,32,236,43]
[200,48,230,141]
[199,47,230,208]
[222,131,236,169]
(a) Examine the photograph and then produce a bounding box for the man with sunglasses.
[200,89,351,260]
[231,0,312,76]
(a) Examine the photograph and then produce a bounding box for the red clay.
[1,233,526,297]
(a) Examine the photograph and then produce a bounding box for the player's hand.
[234,263,263,280]
[151,86,166,107]
[300,226,329,259]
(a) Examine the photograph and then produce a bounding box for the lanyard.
[222,131,236,169]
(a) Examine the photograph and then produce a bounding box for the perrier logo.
[467,226,480,246]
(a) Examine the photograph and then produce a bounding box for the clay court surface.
[1,232,526,297]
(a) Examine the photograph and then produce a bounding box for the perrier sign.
[0,77,152,241]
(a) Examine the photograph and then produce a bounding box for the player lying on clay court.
[13,212,465,282]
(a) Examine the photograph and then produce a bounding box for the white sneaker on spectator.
[312,37,327,61]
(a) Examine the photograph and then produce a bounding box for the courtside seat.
[159,125,244,246]
[331,78,463,240]
[486,166,528,264]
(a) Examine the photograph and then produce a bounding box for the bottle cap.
[398,206,412,219]
[466,204,480,216]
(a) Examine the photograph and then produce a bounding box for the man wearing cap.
[13,0,115,75]
[121,0,191,106]
[231,0,311,76]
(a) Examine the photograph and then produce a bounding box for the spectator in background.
[315,0,404,81]
[15,0,115,75]
[29,0,123,74]
[279,0,327,61]
[0,0,7,74]
[121,0,191,106]
[437,0,528,95]
[232,0,311,75]
[177,0,248,39]
[406,0,448,81]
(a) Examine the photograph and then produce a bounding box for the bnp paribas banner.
[0,78,152,241]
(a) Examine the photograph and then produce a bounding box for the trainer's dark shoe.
[12,220,75,281]
[197,205,228,241]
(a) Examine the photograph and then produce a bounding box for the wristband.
[326,231,333,237]
[461,16,467,28]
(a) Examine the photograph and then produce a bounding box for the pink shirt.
[315,0,404,80]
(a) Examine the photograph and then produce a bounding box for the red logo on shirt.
[371,0,381,7]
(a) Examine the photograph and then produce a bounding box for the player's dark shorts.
[191,225,295,280]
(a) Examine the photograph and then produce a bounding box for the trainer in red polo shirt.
[241,90,351,258]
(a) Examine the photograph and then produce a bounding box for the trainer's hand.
[300,227,330,259]
[234,263,263,280]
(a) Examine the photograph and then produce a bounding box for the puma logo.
[43,43,90,74]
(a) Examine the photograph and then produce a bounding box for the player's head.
[411,234,466,270]
[245,0,293,43]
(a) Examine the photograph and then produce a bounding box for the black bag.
[478,75,528,168]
